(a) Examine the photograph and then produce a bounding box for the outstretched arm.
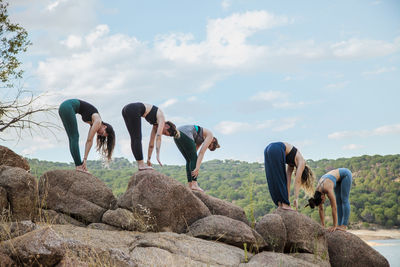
[286,165,294,200]
[192,128,213,178]
[147,125,157,166]
[319,204,325,226]
[154,116,165,166]
[293,158,305,210]
[82,116,101,170]
[327,190,338,232]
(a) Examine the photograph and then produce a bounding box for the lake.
[371,239,400,267]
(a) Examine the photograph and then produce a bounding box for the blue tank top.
[321,174,337,187]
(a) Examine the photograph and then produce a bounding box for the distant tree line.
[28,154,400,228]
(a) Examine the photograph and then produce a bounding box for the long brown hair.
[96,122,115,161]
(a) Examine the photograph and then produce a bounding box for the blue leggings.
[264,142,290,206]
[335,168,352,226]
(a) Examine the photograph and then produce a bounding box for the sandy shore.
[349,229,400,246]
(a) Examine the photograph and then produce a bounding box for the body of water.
[371,239,400,267]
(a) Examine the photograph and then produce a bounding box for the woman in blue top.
[307,168,353,232]
[58,99,115,173]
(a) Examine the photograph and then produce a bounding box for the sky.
[2,0,400,166]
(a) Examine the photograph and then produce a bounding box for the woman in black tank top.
[122,102,178,171]
[58,99,115,173]
[264,141,315,210]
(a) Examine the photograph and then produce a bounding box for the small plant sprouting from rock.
[132,204,157,232]
[243,242,248,263]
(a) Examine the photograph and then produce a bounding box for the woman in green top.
[58,99,115,173]
[174,125,220,192]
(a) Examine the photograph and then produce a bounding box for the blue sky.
[3,0,400,165]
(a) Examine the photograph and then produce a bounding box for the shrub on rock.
[102,207,156,232]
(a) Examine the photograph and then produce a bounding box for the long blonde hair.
[300,165,315,196]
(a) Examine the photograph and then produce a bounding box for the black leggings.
[122,103,146,161]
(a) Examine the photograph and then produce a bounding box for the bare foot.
[190,182,204,192]
[138,166,154,171]
[281,204,294,211]
[76,166,89,173]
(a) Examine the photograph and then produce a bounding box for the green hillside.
[27,154,400,228]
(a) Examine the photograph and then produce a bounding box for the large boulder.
[239,251,320,267]
[39,170,116,224]
[0,227,66,266]
[0,166,38,221]
[0,226,136,267]
[188,215,266,251]
[326,230,389,267]
[274,208,328,259]
[255,213,286,252]
[193,190,249,225]
[0,224,247,267]
[38,209,86,227]
[102,208,155,231]
[0,220,38,241]
[117,170,211,233]
[0,146,30,171]
[130,231,246,266]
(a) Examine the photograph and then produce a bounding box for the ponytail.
[306,191,323,209]
[165,121,180,138]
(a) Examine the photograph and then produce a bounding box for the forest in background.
[28,154,400,228]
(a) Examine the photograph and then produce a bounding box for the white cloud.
[248,90,305,109]
[250,91,287,101]
[362,67,397,76]
[221,0,231,10]
[342,144,364,150]
[272,118,298,132]
[9,0,98,34]
[328,124,400,139]
[47,0,69,11]
[61,35,82,49]
[119,138,132,158]
[155,11,289,67]
[215,117,298,135]
[215,121,250,135]
[325,81,349,90]
[331,38,400,59]
[21,136,56,155]
[160,98,178,109]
